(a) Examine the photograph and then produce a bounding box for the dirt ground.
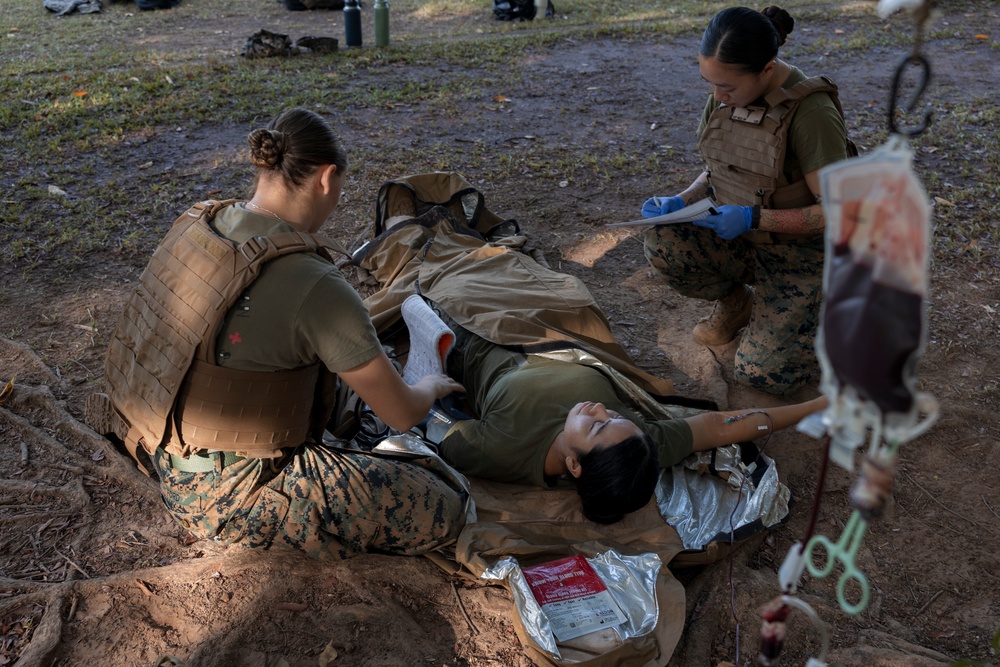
[1,1,998,666]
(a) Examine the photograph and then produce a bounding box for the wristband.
[751,205,761,230]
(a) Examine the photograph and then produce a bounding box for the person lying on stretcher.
[355,196,826,525]
[428,321,824,524]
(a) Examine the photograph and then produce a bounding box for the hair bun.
[248,128,288,169]
[761,5,794,45]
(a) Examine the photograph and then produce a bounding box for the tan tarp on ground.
[355,202,688,666]
[357,205,675,399]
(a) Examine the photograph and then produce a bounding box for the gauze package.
[482,550,660,663]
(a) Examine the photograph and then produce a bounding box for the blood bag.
[817,138,931,416]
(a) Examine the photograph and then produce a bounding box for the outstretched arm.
[338,353,464,432]
[685,396,828,453]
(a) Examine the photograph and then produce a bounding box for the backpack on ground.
[374,172,521,239]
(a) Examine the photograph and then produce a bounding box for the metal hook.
[887,53,932,137]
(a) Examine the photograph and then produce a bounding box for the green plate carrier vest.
[699,75,853,215]
[105,200,345,463]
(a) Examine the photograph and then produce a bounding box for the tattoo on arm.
[679,172,711,207]
[762,204,826,234]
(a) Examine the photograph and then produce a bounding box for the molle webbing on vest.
[699,76,844,210]
[174,359,319,458]
[105,200,339,461]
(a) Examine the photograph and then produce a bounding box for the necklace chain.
[246,201,287,224]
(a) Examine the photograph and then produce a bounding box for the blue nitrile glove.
[694,205,752,240]
[641,195,685,219]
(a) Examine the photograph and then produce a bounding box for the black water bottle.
[344,0,362,47]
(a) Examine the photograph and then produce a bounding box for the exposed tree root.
[4,589,66,665]
[0,552,237,601]
[0,338,60,387]
[1,385,159,504]
[1,338,172,665]
[0,477,90,507]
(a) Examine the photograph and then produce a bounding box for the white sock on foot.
[400,295,455,385]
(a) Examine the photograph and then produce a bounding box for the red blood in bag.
[822,250,922,414]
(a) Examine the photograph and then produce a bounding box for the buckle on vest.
[730,105,766,125]
[239,236,268,262]
[166,449,246,473]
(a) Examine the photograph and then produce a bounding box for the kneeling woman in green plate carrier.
[97,109,469,559]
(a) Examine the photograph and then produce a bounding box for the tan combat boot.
[692,285,754,346]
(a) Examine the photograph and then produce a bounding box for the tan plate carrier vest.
[105,200,345,464]
[699,75,855,217]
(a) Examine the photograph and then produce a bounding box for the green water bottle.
[374,0,389,47]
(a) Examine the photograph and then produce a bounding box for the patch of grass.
[1,0,996,283]
[0,0,868,165]
[914,97,1000,268]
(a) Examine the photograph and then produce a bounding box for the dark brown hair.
[700,5,795,74]
[247,107,348,190]
[576,431,659,524]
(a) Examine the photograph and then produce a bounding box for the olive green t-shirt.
[210,205,383,374]
[698,65,849,188]
[439,336,693,487]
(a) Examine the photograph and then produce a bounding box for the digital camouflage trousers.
[643,224,824,395]
[153,444,469,559]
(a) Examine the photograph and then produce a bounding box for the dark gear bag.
[283,0,345,9]
[134,0,181,9]
[373,172,520,239]
[493,0,555,21]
